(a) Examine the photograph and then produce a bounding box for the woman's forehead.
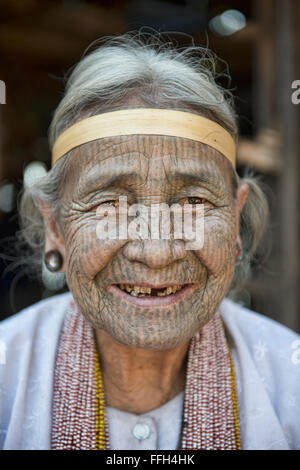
[68,134,234,183]
[60,134,236,201]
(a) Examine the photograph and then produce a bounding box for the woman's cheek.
[193,212,236,272]
[64,217,126,280]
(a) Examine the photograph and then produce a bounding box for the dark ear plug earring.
[44,250,63,272]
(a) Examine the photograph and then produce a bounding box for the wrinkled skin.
[41,109,248,412]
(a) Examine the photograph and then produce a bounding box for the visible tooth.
[133,286,141,294]
[157,291,166,296]
[125,285,133,293]
[130,290,138,296]
[139,286,151,294]
[120,284,125,290]
[166,287,172,295]
[170,286,177,294]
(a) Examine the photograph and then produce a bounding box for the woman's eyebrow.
[171,171,226,192]
[77,169,141,195]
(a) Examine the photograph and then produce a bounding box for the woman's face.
[44,133,247,349]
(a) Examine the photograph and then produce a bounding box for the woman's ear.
[38,200,66,272]
[235,182,249,248]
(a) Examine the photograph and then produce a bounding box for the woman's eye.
[91,200,118,211]
[179,196,215,209]
[185,197,209,205]
[102,200,118,206]
[182,196,211,206]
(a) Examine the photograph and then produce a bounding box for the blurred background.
[0,0,299,332]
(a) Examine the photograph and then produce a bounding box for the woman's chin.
[98,325,193,350]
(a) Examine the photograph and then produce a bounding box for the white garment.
[106,391,184,450]
[0,291,299,450]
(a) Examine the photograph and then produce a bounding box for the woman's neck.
[95,329,190,414]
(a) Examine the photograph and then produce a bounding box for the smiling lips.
[118,284,184,297]
[108,282,196,306]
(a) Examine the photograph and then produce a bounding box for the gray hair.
[18,31,269,289]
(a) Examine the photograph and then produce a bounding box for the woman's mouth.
[108,283,196,306]
[119,284,184,297]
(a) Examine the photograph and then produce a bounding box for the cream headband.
[51,108,236,167]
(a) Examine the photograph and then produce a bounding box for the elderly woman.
[0,33,299,451]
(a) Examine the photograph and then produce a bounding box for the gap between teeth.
[119,284,184,296]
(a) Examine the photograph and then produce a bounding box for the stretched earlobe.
[38,200,66,269]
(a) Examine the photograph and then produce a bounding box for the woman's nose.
[122,239,187,269]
